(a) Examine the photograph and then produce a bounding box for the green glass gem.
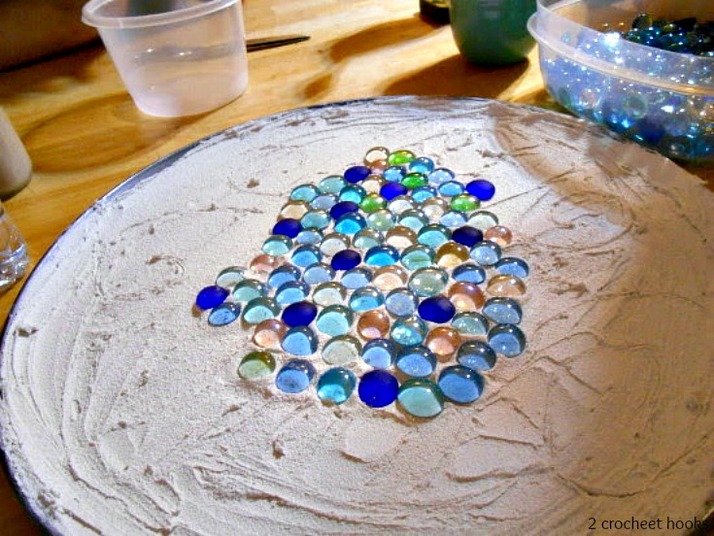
[467,210,499,231]
[316,305,354,336]
[232,279,268,302]
[262,235,293,256]
[400,244,436,270]
[387,149,416,166]
[450,194,480,212]
[408,267,449,297]
[398,378,445,418]
[451,312,489,336]
[242,297,281,324]
[401,172,428,190]
[237,351,276,380]
[313,282,347,306]
[353,228,384,250]
[366,209,396,231]
[360,193,387,213]
[417,224,451,248]
[322,335,362,365]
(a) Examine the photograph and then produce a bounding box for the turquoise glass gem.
[366,209,395,231]
[417,224,451,248]
[262,234,293,256]
[267,265,302,288]
[412,185,438,203]
[395,345,437,377]
[339,183,367,203]
[408,267,449,297]
[456,340,498,370]
[300,209,331,230]
[398,209,429,231]
[470,240,502,266]
[365,245,400,267]
[316,305,354,336]
[320,233,351,257]
[439,210,468,228]
[353,228,384,250]
[208,302,241,326]
[388,195,417,215]
[238,351,276,380]
[319,175,347,195]
[341,267,373,289]
[495,257,530,278]
[359,370,399,408]
[232,279,268,302]
[427,167,455,185]
[452,263,487,284]
[275,280,310,305]
[488,324,526,357]
[215,266,246,289]
[282,300,318,327]
[302,262,335,285]
[290,184,320,202]
[313,282,347,306]
[483,297,523,324]
[385,287,420,317]
[295,229,323,245]
[317,367,357,404]
[291,245,322,268]
[400,244,436,271]
[275,359,316,393]
[383,166,406,183]
[334,212,367,235]
[242,297,280,325]
[467,210,499,230]
[408,156,435,174]
[322,335,362,365]
[349,286,384,312]
[311,193,338,211]
[196,285,229,310]
[361,338,398,369]
[438,366,484,404]
[390,315,428,346]
[281,326,319,356]
[438,181,466,197]
[398,379,444,418]
[451,312,489,336]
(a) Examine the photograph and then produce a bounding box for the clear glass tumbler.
[0,202,28,292]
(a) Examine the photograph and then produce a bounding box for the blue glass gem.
[295,228,323,245]
[316,305,353,336]
[361,338,398,369]
[334,212,367,235]
[438,365,484,404]
[366,210,395,232]
[331,249,362,271]
[207,302,241,326]
[318,175,347,194]
[344,165,371,183]
[380,182,408,200]
[495,257,530,278]
[483,297,523,324]
[242,297,281,324]
[291,245,322,268]
[195,285,229,310]
[382,166,406,183]
[275,359,316,393]
[282,300,318,327]
[317,367,357,404]
[411,186,438,203]
[398,379,444,418]
[427,167,455,185]
[364,245,400,267]
[330,201,360,220]
[452,312,489,336]
[358,370,399,408]
[302,262,335,285]
[470,240,502,266]
[417,224,451,248]
[438,180,466,197]
[215,266,246,289]
[267,265,302,288]
[272,218,302,238]
[396,345,437,377]
[290,184,320,202]
[300,209,331,230]
[439,211,467,228]
[456,340,497,370]
[353,228,384,250]
[400,244,434,271]
[349,286,384,312]
[232,279,267,302]
[408,156,435,174]
[390,315,428,346]
[274,280,310,306]
[281,326,319,356]
[465,179,496,201]
[452,226,484,247]
[339,183,367,204]
[262,235,293,256]
[418,296,456,323]
[452,263,486,284]
[488,324,526,357]
[385,287,420,317]
[311,193,338,211]
[340,267,373,289]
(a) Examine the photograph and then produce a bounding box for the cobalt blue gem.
[380,182,408,200]
[358,370,399,408]
[344,165,371,183]
[272,218,302,238]
[196,285,229,310]
[465,179,496,201]
[282,301,318,327]
[331,249,362,271]
[417,296,456,324]
[452,226,484,247]
[330,201,360,220]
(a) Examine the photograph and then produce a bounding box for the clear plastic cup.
[82,0,248,117]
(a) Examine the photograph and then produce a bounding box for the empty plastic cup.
[82,0,249,117]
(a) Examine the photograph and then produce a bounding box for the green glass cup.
[450,0,537,65]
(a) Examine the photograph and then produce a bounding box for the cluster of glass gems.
[194,147,530,418]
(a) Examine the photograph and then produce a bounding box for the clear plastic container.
[528,0,714,164]
[82,0,248,117]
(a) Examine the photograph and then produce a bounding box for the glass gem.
[487,274,526,297]
[356,309,391,339]
[438,366,484,404]
[398,379,444,418]
[344,165,371,184]
[295,229,323,246]
[390,315,428,346]
[465,179,496,201]
[456,340,497,371]
[435,242,470,268]
[334,212,367,235]
[467,211,499,230]
[409,156,435,174]
[398,209,429,232]
[279,200,310,220]
[452,263,486,284]
[208,302,241,326]
[361,338,398,369]
[427,167,455,186]
[348,286,385,312]
[366,209,396,231]
[439,210,468,228]
[353,228,384,250]
[438,181,466,197]
[196,285,229,310]
[281,301,318,327]
[358,370,399,408]
[387,149,416,166]
[232,279,268,303]
[451,312,489,336]
[470,240,502,266]
[418,296,456,323]
[262,235,293,256]
[388,195,417,215]
[417,224,451,248]
[424,326,462,360]
[275,359,316,393]
[252,318,288,349]
[401,172,428,190]
[385,287,420,317]
[300,209,331,230]
[451,226,484,247]
[242,297,280,325]
[396,345,437,377]
[383,166,406,183]
[320,233,351,257]
[317,367,357,404]
[400,244,436,271]
[267,264,302,288]
[249,254,281,274]
[411,185,438,203]
[380,182,408,200]
[408,267,449,297]
[361,176,384,193]
[421,197,450,221]
[215,266,246,289]
[329,200,360,220]
[370,159,389,174]
[322,335,362,365]
[447,281,485,310]
[495,257,529,278]
[291,245,322,268]
[303,262,335,286]
[274,280,310,305]
[339,185,367,205]
[373,265,409,291]
[385,226,417,249]
[483,297,523,324]
[360,193,387,213]
[319,175,347,195]
[331,249,362,271]
[238,351,276,380]
[484,225,513,247]
[340,267,373,289]
[281,326,319,356]
[313,282,347,306]
[364,146,390,165]
[316,305,353,336]
[451,194,480,212]
[290,184,320,202]
[488,324,526,357]
[272,218,302,238]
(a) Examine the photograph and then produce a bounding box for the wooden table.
[0,1,711,532]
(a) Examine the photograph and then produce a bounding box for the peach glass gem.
[279,200,310,220]
[373,265,409,292]
[435,242,470,268]
[250,254,282,274]
[385,226,417,249]
[356,310,391,340]
[424,326,462,361]
[448,281,485,310]
[252,318,287,349]
[486,274,527,297]
[484,225,513,247]
[370,159,389,173]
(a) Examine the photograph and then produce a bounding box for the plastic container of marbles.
[528,0,714,164]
